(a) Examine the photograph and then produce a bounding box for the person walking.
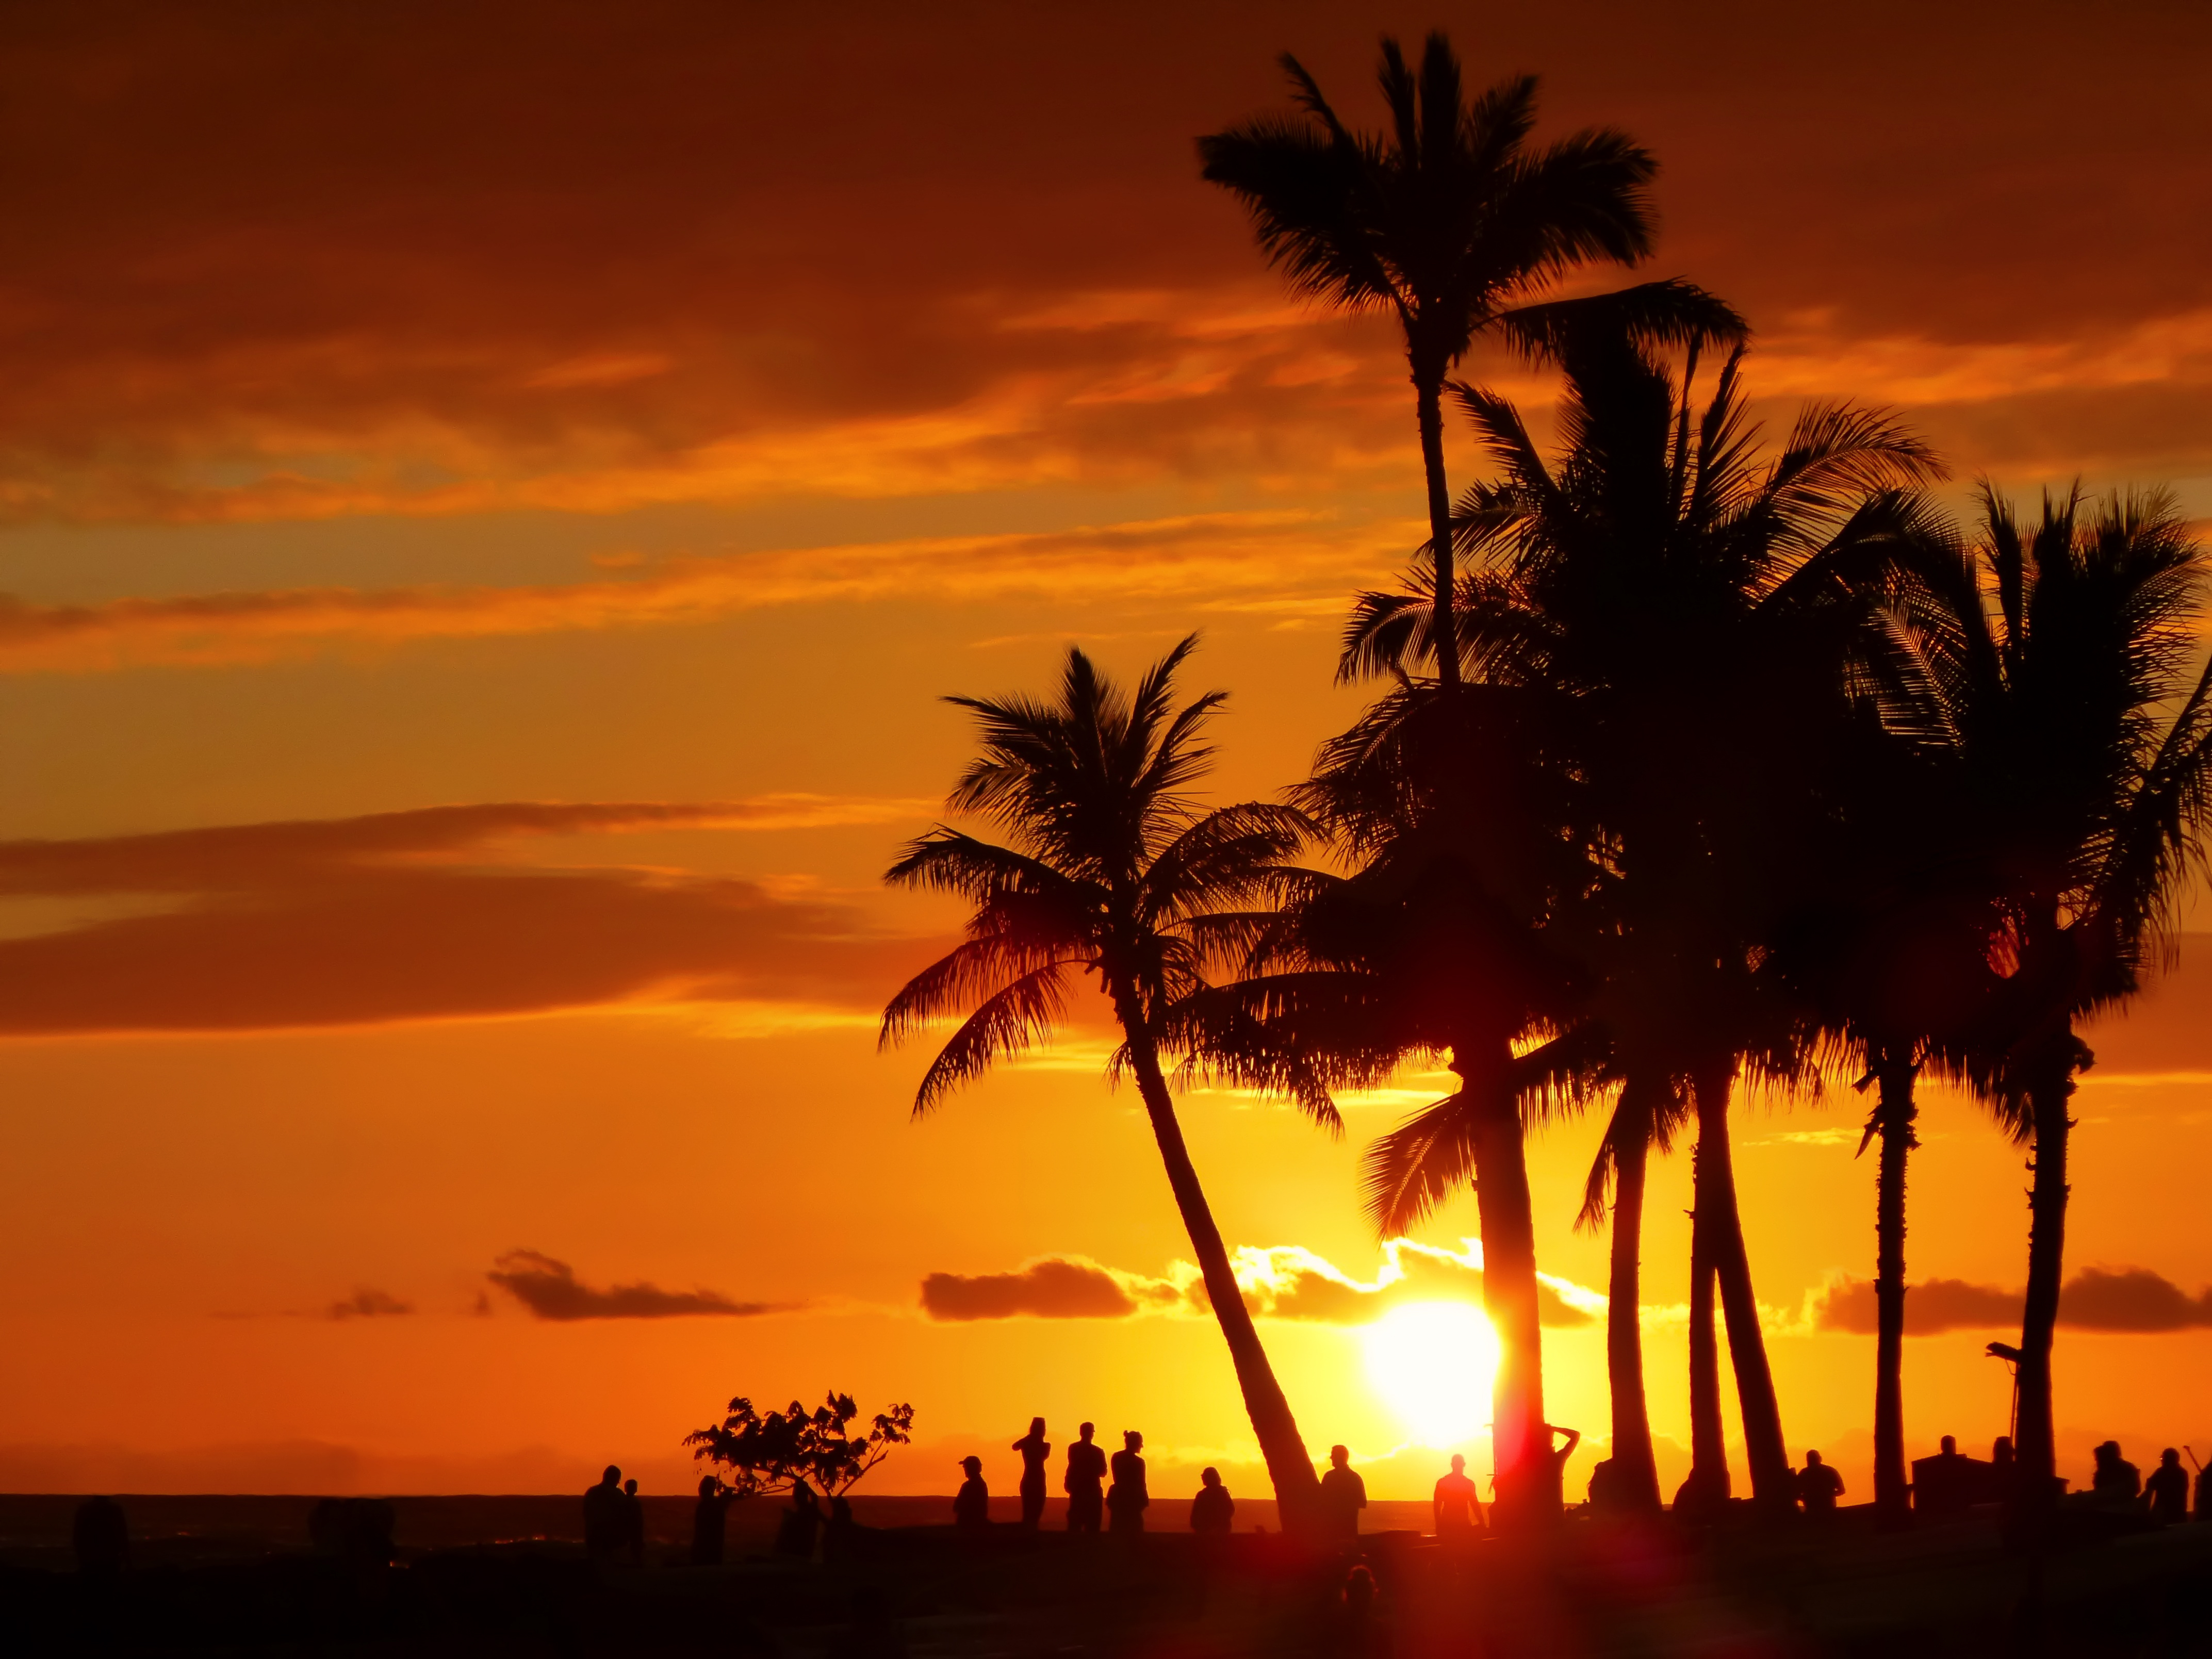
[1107,1431,1150,1536]
[1319,1445,1366,1542]
[1064,1422,1107,1533]
[1012,1417,1051,1530]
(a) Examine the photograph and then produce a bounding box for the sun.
[1361,1300,1500,1448]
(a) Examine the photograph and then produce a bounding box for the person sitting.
[584,1465,625,1561]
[1433,1453,1483,1535]
[1064,1422,1107,1534]
[2145,1448,2189,1524]
[954,1456,991,1532]
[1190,1466,1234,1535]
[1911,1435,1987,1518]
[1319,1444,1367,1542]
[1106,1431,1150,1536]
[691,1475,733,1566]
[2089,1440,2142,1509]
[1795,1450,1845,1518]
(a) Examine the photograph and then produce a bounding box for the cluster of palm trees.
[880,35,2212,1540]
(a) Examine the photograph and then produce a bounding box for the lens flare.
[1361,1300,1499,1447]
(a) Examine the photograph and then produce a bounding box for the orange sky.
[2,0,2210,1507]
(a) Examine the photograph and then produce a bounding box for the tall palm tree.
[1930,487,2212,1513]
[879,638,1328,1531]
[1370,315,1941,1510]
[1169,676,1601,1531]
[1199,31,1657,687]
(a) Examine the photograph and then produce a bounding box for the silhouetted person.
[1064,1422,1106,1534]
[1989,1436,2018,1505]
[1335,1563,1389,1658]
[1539,1424,1582,1513]
[954,1456,991,1532]
[1433,1454,1482,1536]
[1190,1466,1234,1535]
[1673,1466,1728,1520]
[1107,1431,1149,1535]
[2195,1455,2212,1521]
[778,1480,824,1557]
[825,1494,860,1566]
[71,1496,128,1578]
[584,1465,625,1561]
[692,1475,733,1565]
[2090,1440,2142,1508]
[2145,1449,2189,1523]
[622,1477,644,1565]
[1320,1444,1367,1541]
[1912,1435,1986,1518]
[1012,1417,1051,1530]
[1796,1450,1844,1518]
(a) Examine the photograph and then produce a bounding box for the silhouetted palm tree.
[1383,313,1941,1510]
[879,637,1328,1530]
[1164,674,1600,1530]
[1931,487,2212,1513]
[1200,32,1656,688]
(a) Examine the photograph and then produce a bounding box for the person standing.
[621,1477,645,1566]
[1064,1422,1107,1533]
[1795,1450,1845,1518]
[584,1466,625,1563]
[1107,1430,1150,1536]
[1012,1418,1052,1530]
[690,1476,733,1566]
[954,1456,991,1532]
[1189,1467,1234,1535]
[1432,1453,1482,1536]
[2145,1449,2190,1524]
[1319,1445,1366,1542]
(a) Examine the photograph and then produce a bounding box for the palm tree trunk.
[1460,1040,1546,1529]
[1695,1062,1794,1511]
[1871,1053,1919,1529]
[1119,1016,1324,1532]
[1685,1165,1726,1510]
[2012,1055,2074,1514]
[1413,370,1459,690]
[1605,1099,1661,1513]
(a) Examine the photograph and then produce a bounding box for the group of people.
[582,1465,649,1564]
[2083,1441,2210,1523]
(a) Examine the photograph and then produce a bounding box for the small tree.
[685,1393,914,1499]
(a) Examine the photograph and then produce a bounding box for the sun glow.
[1361,1300,1500,1447]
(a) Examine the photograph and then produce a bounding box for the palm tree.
[1930,487,2212,1513]
[1169,676,1601,1531]
[878,637,1328,1530]
[1199,31,1657,687]
[1381,314,1941,1510]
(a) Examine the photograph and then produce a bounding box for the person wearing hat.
[954,1455,991,1532]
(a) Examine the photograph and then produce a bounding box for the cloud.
[920,1240,1605,1327]
[1234,1240,1600,1328]
[0,512,1408,675]
[4,5,2211,526]
[920,1256,1190,1321]
[327,1288,413,1320]
[485,1250,774,1321]
[1810,1267,2212,1335]
[0,800,937,1034]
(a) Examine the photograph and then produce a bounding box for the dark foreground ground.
[2,1494,2207,1657]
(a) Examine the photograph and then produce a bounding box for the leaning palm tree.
[879,637,1327,1530]
[1200,31,1657,686]
[1932,487,2212,1514]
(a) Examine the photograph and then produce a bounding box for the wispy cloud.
[486,1250,776,1321]
[0,512,1410,675]
[1808,1266,2212,1335]
[327,1288,413,1320]
[920,1256,1191,1321]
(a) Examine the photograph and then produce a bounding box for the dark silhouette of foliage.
[1200,32,1658,688]
[879,637,1328,1532]
[686,1393,914,1500]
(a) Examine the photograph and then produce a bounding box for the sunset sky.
[3,0,2211,1507]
